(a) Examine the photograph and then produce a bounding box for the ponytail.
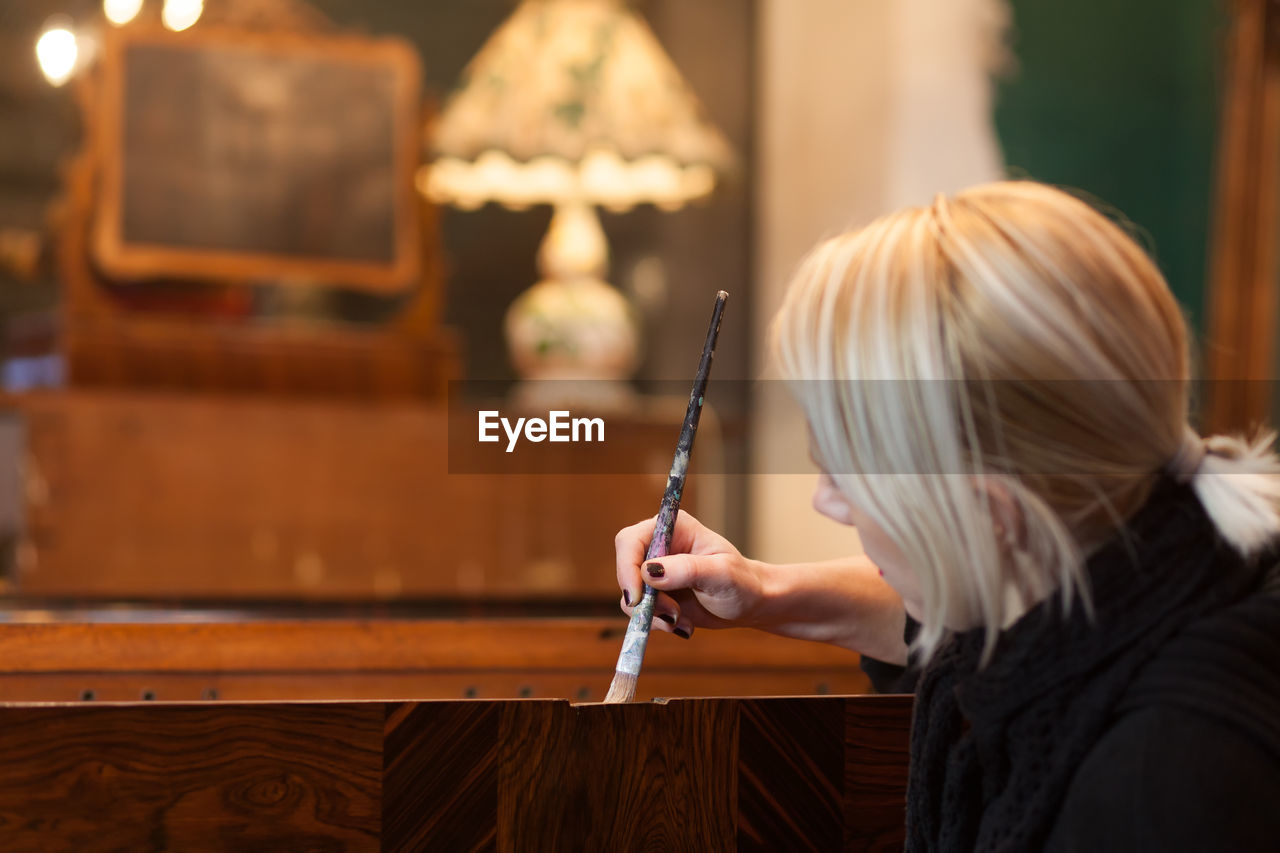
[1172,427,1280,558]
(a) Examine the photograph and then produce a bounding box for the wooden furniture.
[0,386,863,705]
[0,390,864,708]
[60,310,460,400]
[4,389,716,600]
[1205,0,1280,432]
[54,16,458,398]
[0,694,912,851]
[0,617,870,703]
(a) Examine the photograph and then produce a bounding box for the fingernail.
[623,589,631,606]
[645,561,665,578]
[657,613,675,626]
[674,627,690,640]
[878,568,884,577]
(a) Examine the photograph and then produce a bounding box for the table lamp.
[420,0,732,389]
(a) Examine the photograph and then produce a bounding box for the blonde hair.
[772,180,1280,661]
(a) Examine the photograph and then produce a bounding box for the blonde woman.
[615,182,1280,850]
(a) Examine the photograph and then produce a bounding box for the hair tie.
[1167,425,1206,484]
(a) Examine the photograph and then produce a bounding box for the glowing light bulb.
[36,23,78,87]
[162,0,203,32]
[104,0,144,26]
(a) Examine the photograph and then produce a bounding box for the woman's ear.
[973,476,1026,551]
[812,472,855,526]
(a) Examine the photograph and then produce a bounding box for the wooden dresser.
[0,694,912,851]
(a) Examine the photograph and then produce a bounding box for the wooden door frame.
[1205,0,1280,432]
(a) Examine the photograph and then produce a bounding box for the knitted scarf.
[904,477,1273,852]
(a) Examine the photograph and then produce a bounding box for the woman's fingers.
[641,555,746,628]
[617,587,683,631]
[615,510,720,602]
[615,510,746,630]
[614,517,657,606]
[641,551,716,593]
[670,509,724,554]
[617,589,695,639]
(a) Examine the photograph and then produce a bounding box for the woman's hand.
[616,509,909,664]
[614,509,769,639]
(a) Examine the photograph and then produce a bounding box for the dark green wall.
[993,0,1227,336]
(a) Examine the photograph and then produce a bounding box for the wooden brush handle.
[644,289,728,562]
[614,291,728,678]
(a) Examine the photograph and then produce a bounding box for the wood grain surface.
[380,697,911,852]
[0,696,911,851]
[0,703,382,853]
[845,696,914,851]
[383,702,499,853]
[737,697,845,850]
[0,618,870,702]
[0,620,863,672]
[498,700,738,851]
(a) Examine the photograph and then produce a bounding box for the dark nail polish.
[674,627,691,640]
[623,589,631,606]
[658,613,676,626]
[645,561,665,578]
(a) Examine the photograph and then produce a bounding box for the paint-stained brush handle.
[608,290,728,693]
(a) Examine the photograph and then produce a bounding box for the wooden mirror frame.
[90,25,423,294]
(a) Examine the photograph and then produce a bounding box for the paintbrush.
[603,290,728,704]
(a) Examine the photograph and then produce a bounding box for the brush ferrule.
[615,586,657,676]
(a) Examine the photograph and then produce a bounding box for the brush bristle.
[603,670,638,704]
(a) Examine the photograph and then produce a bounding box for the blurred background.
[0,0,1264,701]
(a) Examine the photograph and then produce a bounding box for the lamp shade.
[422,0,733,212]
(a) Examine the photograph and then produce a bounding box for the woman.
[615,182,1280,850]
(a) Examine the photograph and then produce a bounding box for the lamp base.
[504,275,640,382]
[503,201,640,393]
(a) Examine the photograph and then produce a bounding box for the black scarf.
[904,477,1272,852]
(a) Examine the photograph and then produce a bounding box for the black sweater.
[864,478,1280,851]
